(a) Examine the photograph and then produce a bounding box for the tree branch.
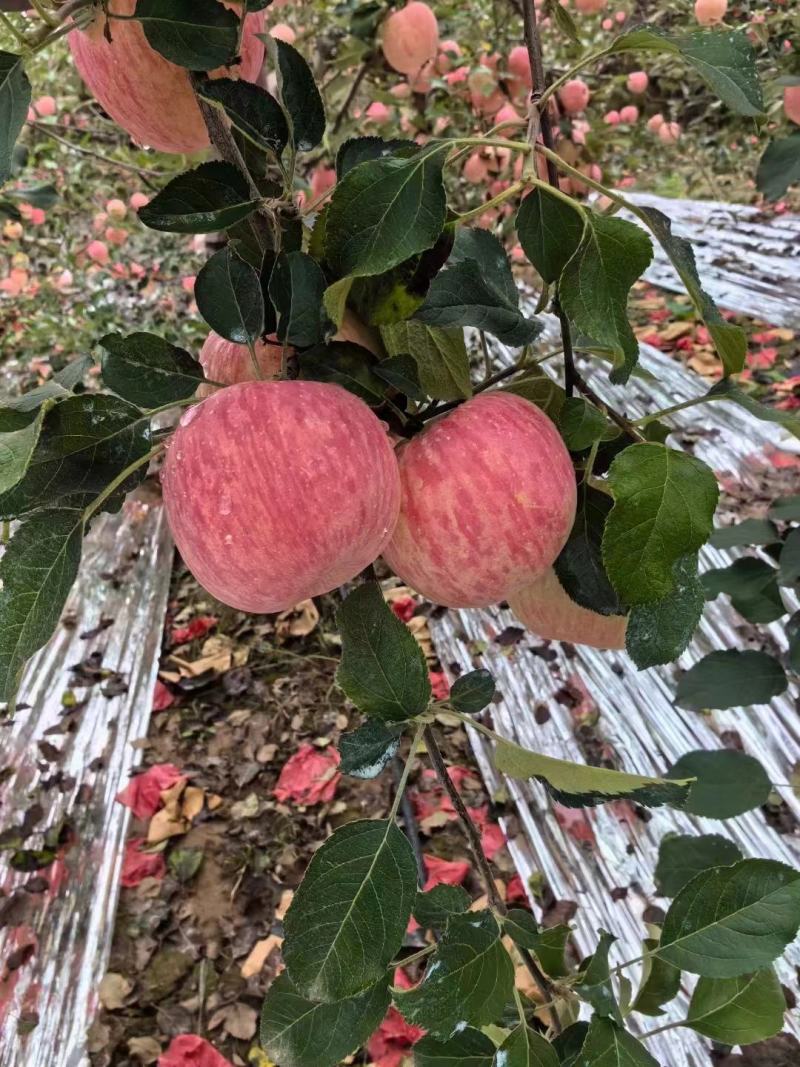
[332,57,371,134]
[423,725,561,1030]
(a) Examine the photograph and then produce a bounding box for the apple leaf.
[675,649,787,711]
[135,0,239,69]
[686,969,785,1045]
[392,910,514,1039]
[757,133,800,201]
[559,213,653,383]
[260,972,390,1067]
[299,341,386,403]
[493,736,692,809]
[326,147,447,277]
[449,669,496,714]
[0,400,54,497]
[516,185,584,284]
[138,162,260,234]
[269,251,329,347]
[195,246,265,344]
[710,518,779,548]
[610,26,763,116]
[706,378,800,440]
[99,332,204,408]
[631,939,681,1016]
[626,553,705,668]
[0,51,30,186]
[271,38,325,152]
[413,1028,496,1067]
[655,833,743,897]
[702,557,785,624]
[555,487,623,616]
[577,1017,658,1066]
[603,443,719,605]
[195,78,289,156]
[494,1025,560,1067]
[413,883,471,929]
[575,931,622,1023]
[380,320,472,401]
[0,509,84,702]
[637,207,746,376]
[338,720,403,779]
[335,136,416,179]
[658,859,800,977]
[666,749,772,819]
[283,819,417,1001]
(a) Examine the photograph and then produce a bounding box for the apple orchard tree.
[1,0,800,1063]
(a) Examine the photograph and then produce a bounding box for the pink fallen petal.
[158,1035,233,1067]
[121,838,166,887]
[423,854,470,891]
[116,763,185,820]
[152,680,176,712]
[273,744,341,805]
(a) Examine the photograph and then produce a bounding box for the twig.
[29,121,167,183]
[332,58,371,134]
[419,360,524,422]
[190,72,275,252]
[572,367,646,442]
[423,725,561,1029]
[391,756,427,888]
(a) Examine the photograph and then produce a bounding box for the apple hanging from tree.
[161,382,401,613]
[68,0,266,154]
[508,568,628,649]
[382,393,577,608]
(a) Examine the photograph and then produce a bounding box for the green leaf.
[373,354,426,401]
[326,147,447,277]
[134,0,239,69]
[610,26,763,116]
[686,969,786,1044]
[336,584,431,721]
[393,910,515,1039]
[299,342,385,404]
[138,162,260,234]
[559,213,653,384]
[789,612,800,674]
[658,859,800,977]
[675,649,787,711]
[414,883,471,929]
[0,509,83,702]
[196,78,289,156]
[655,833,743,897]
[415,229,542,347]
[769,495,800,521]
[336,136,415,179]
[283,819,418,1001]
[99,332,204,407]
[706,378,800,440]
[0,400,52,497]
[503,908,539,950]
[195,247,265,345]
[271,38,325,152]
[575,931,621,1023]
[631,939,681,1016]
[0,395,151,519]
[702,557,785,623]
[0,358,92,433]
[167,848,204,883]
[504,371,566,423]
[414,1028,496,1067]
[339,720,402,779]
[493,1025,559,1067]
[323,277,353,329]
[516,186,584,284]
[493,737,691,809]
[530,925,571,979]
[626,553,705,668]
[637,207,746,376]
[449,669,496,714]
[778,528,800,586]
[10,848,57,872]
[0,52,31,186]
[757,133,800,201]
[576,1017,658,1067]
[603,443,719,605]
[551,1023,589,1067]
[380,321,471,401]
[269,251,328,347]
[260,972,391,1067]
[710,518,779,548]
[555,487,623,617]
[667,749,772,819]
[558,397,619,451]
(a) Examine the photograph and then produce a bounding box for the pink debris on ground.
[116,763,185,821]
[273,744,341,806]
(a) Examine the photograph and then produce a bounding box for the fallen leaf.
[158,1034,233,1067]
[223,1002,258,1041]
[275,599,319,639]
[121,838,166,887]
[240,934,282,979]
[273,744,341,806]
[230,793,261,820]
[98,972,133,1011]
[116,764,185,821]
[128,1036,162,1063]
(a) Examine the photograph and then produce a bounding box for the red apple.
[68,0,266,154]
[509,568,628,649]
[197,332,284,396]
[161,381,401,613]
[382,393,577,608]
[381,1,439,76]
